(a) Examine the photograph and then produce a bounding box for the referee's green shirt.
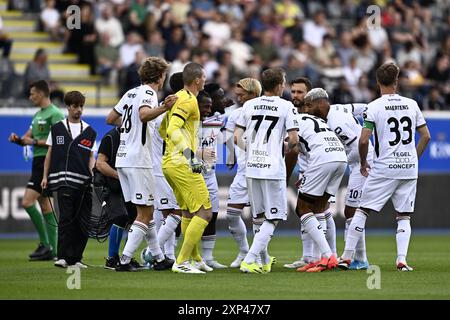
[31,104,64,157]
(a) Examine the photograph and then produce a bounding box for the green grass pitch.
[1,235,449,300]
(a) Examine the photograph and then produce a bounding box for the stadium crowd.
[2,0,449,109]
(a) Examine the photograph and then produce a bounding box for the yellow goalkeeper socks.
[176,216,209,264]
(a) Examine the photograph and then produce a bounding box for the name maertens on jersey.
[254,105,278,111]
[385,105,409,111]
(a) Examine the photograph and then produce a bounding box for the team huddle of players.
[103,57,430,274]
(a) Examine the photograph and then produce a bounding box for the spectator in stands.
[225,29,253,74]
[192,0,215,26]
[252,29,280,67]
[120,49,147,96]
[119,31,143,68]
[128,0,148,35]
[332,79,354,104]
[343,55,362,88]
[275,0,304,29]
[202,10,231,53]
[313,34,336,68]
[164,25,186,62]
[23,49,51,97]
[167,47,189,80]
[95,32,120,85]
[422,86,447,111]
[0,15,13,58]
[336,31,356,68]
[95,3,125,48]
[351,74,373,103]
[171,0,191,25]
[285,16,304,45]
[49,80,64,107]
[40,0,61,41]
[396,40,422,68]
[144,30,165,58]
[353,33,377,74]
[303,10,335,48]
[65,3,97,75]
[427,53,449,86]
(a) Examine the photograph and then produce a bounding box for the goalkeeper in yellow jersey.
[159,62,213,274]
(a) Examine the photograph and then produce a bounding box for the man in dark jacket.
[41,91,97,268]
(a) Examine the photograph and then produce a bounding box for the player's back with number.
[365,94,426,179]
[297,113,347,168]
[114,85,157,169]
[239,95,298,179]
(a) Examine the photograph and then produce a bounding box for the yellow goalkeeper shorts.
[162,164,211,213]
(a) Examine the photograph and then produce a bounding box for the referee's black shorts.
[27,156,50,197]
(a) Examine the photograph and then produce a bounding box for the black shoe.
[29,246,54,261]
[29,243,51,258]
[115,261,140,272]
[152,257,175,271]
[129,258,143,269]
[104,256,119,270]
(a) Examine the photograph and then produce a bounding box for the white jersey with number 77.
[236,95,298,180]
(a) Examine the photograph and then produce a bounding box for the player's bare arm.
[96,153,119,179]
[139,94,178,122]
[41,145,52,190]
[416,125,431,159]
[234,126,246,151]
[106,108,122,126]
[359,127,372,177]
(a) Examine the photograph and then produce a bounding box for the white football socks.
[244,220,276,265]
[345,217,368,262]
[342,209,368,261]
[201,234,216,262]
[300,222,314,262]
[121,221,147,264]
[396,216,411,264]
[226,207,249,254]
[145,220,164,262]
[301,213,332,259]
[324,209,337,255]
[157,214,180,253]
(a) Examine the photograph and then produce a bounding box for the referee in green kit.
[8,80,64,261]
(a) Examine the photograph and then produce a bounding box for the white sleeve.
[139,89,158,109]
[113,96,124,115]
[225,110,237,132]
[415,103,426,128]
[352,103,368,116]
[235,106,247,129]
[46,132,52,146]
[285,105,299,131]
[365,103,376,123]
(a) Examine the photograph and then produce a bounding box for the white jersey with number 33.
[236,96,298,180]
[114,85,158,169]
[365,94,426,179]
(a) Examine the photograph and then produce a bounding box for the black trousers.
[56,186,92,265]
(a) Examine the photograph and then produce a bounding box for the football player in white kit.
[294,88,348,273]
[106,57,177,271]
[306,99,373,270]
[224,78,263,268]
[196,87,227,269]
[235,68,299,273]
[338,62,431,271]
